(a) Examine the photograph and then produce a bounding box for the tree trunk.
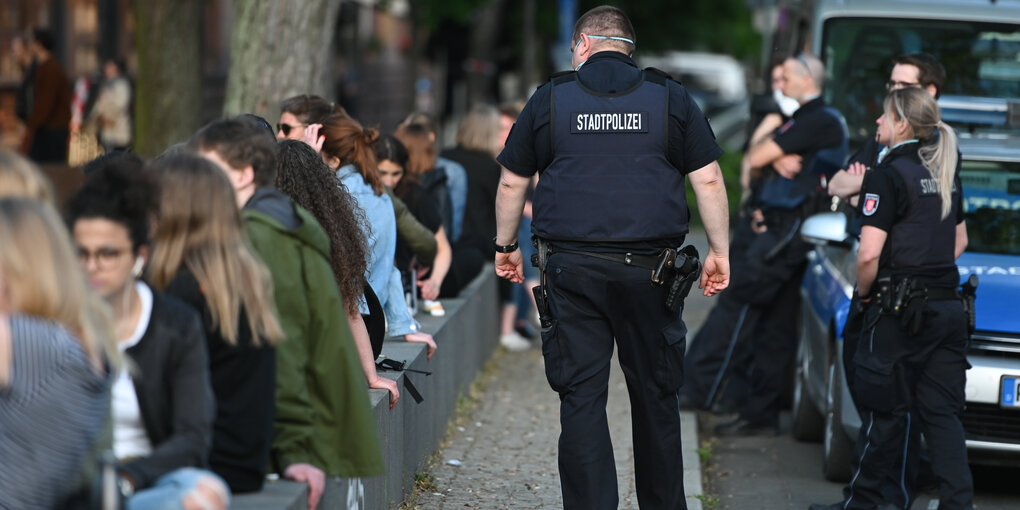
[223,0,342,120]
[133,0,203,158]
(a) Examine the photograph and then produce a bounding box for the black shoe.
[713,417,780,437]
[807,504,842,510]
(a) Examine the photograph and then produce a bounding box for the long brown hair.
[394,123,436,182]
[320,114,383,195]
[148,154,283,346]
[0,197,118,373]
[275,140,369,314]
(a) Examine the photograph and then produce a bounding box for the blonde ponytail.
[918,120,958,220]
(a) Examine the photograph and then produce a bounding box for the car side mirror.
[800,212,850,246]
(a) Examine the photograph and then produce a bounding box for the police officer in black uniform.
[812,87,972,510]
[701,54,847,436]
[494,6,731,509]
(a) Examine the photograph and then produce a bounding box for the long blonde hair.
[0,150,55,204]
[884,87,958,219]
[0,197,118,372]
[148,154,284,346]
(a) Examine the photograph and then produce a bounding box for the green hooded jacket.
[243,188,383,478]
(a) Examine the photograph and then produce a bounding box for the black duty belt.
[550,247,660,270]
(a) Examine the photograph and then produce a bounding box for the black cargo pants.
[841,299,973,510]
[542,251,689,510]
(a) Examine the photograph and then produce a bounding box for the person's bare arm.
[856,226,888,296]
[494,167,531,283]
[747,139,786,170]
[346,307,399,409]
[687,161,730,296]
[743,114,785,182]
[419,226,452,300]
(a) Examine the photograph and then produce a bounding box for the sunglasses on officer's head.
[276,123,305,136]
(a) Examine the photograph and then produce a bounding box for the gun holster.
[531,237,554,329]
[961,274,979,336]
[663,245,701,312]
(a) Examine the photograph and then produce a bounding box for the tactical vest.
[882,155,958,275]
[757,106,848,211]
[531,70,688,242]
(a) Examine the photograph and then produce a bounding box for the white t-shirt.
[112,281,154,460]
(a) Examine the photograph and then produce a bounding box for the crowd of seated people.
[0,94,533,508]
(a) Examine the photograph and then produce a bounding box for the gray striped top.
[0,315,111,510]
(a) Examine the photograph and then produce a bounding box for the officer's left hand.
[495,249,524,284]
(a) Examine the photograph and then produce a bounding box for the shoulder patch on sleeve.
[862,193,880,216]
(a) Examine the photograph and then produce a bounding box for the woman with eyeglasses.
[0,197,118,509]
[68,153,228,509]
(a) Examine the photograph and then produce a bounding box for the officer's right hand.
[495,249,524,284]
[699,251,730,297]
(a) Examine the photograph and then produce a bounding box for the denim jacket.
[337,165,419,336]
[436,156,467,242]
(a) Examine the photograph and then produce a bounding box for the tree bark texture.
[223,0,342,119]
[133,0,203,158]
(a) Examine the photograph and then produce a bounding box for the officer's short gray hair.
[572,5,636,54]
[788,53,826,92]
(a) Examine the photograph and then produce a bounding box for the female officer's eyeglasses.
[276,123,305,136]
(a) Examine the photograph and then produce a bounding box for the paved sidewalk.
[414,233,715,510]
[414,348,705,510]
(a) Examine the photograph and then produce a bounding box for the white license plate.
[1000,376,1020,408]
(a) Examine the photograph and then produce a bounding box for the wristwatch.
[493,237,519,253]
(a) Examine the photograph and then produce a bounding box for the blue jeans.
[127,468,230,510]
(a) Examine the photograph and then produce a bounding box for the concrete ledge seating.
[233,267,499,509]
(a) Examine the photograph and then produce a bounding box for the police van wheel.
[823,355,853,482]
[791,337,824,442]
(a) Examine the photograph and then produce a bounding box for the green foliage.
[696,445,713,464]
[696,493,721,510]
[413,0,491,31]
[414,472,439,492]
[578,0,761,60]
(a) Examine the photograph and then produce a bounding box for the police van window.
[960,158,1020,256]
[822,18,1020,147]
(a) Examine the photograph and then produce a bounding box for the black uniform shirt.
[497,51,722,253]
[770,97,845,178]
[860,143,964,232]
[860,142,964,280]
[497,51,723,178]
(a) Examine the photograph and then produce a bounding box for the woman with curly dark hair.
[274,140,400,407]
[274,140,368,313]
